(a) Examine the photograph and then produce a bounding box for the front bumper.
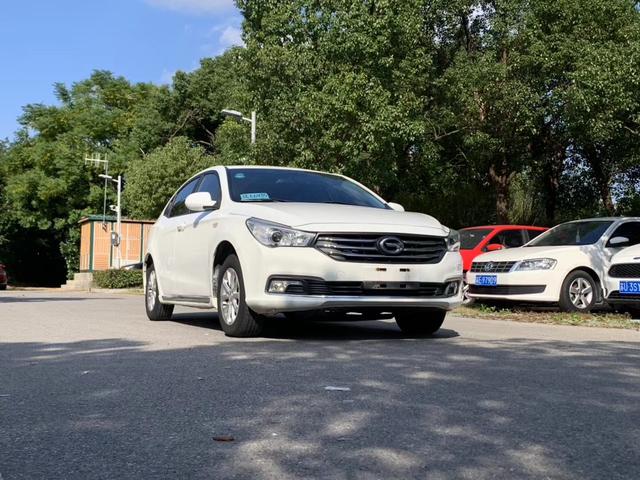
[466,270,560,303]
[605,275,640,304]
[242,246,463,314]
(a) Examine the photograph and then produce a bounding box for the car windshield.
[227,168,389,209]
[527,220,613,246]
[460,228,493,249]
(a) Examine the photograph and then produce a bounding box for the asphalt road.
[1,291,639,480]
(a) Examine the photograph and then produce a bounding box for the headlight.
[246,218,316,247]
[513,258,557,271]
[446,229,460,252]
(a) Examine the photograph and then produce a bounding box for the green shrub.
[93,269,143,289]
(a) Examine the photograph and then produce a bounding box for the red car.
[459,225,548,302]
[460,225,548,272]
[0,263,7,290]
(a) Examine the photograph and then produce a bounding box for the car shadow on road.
[0,296,90,303]
[169,311,460,341]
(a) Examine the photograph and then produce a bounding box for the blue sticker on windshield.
[240,192,270,201]
[234,172,246,179]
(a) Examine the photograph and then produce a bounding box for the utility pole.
[100,174,123,269]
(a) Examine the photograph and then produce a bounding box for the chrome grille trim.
[314,233,447,264]
[470,261,517,273]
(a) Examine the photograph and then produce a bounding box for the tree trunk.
[543,145,564,225]
[588,153,615,215]
[489,158,511,223]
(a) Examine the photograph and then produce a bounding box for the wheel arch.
[212,241,238,294]
[565,266,603,302]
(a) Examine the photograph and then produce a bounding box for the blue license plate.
[619,281,640,294]
[475,275,498,286]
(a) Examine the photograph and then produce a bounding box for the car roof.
[461,225,547,230]
[564,217,640,223]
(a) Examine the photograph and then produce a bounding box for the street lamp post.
[99,174,123,268]
[221,109,257,144]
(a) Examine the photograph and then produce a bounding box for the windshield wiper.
[318,201,357,206]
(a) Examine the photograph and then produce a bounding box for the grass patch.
[455,303,640,330]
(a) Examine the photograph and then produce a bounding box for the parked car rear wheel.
[394,309,446,336]
[217,254,263,337]
[559,270,597,312]
[0,284,6,291]
[145,264,174,321]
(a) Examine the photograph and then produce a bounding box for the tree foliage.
[123,137,215,219]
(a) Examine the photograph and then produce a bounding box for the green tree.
[123,137,215,219]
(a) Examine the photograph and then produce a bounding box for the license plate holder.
[475,275,498,286]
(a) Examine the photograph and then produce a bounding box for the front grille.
[470,261,517,273]
[607,291,640,301]
[468,285,546,295]
[314,233,447,264]
[284,279,457,297]
[609,264,640,278]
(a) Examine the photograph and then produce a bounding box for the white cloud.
[219,25,243,47]
[145,0,236,14]
[158,69,176,85]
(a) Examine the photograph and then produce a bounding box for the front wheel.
[217,254,263,337]
[145,264,174,321]
[559,270,598,312]
[395,309,447,336]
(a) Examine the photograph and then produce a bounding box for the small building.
[78,215,154,271]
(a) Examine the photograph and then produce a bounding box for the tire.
[145,264,174,321]
[217,254,263,337]
[559,270,598,313]
[395,309,447,336]
[0,284,6,291]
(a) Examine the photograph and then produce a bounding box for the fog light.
[445,281,459,297]
[268,279,303,293]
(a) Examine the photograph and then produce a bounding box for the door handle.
[177,225,185,232]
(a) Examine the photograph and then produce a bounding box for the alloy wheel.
[220,268,240,325]
[147,270,157,311]
[569,277,593,310]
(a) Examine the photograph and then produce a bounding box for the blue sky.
[0,0,243,140]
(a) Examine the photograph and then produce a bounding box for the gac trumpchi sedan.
[605,243,640,316]
[466,218,640,312]
[144,166,463,337]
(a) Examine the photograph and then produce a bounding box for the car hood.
[612,244,640,263]
[230,202,448,236]
[473,245,589,262]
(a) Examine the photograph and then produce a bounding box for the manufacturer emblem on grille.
[376,236,405,255]
[484,262,494,272]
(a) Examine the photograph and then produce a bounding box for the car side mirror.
[185,192,217,212]
[608,236,630,247]
[486,243,504,251]
[387,202,405,212]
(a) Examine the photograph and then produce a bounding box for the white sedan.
[605,243,640,315]
[466,218,640,312]
[144,166,463,336]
